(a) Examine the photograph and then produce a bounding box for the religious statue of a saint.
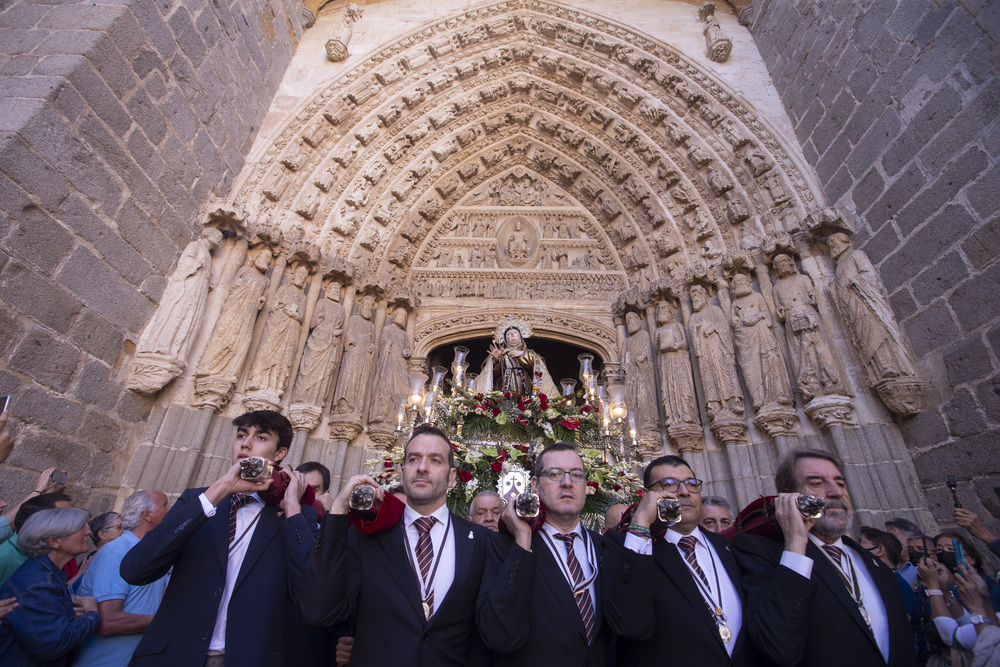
[687,284,744,419]
[471,317,557,397]
[506,220,529,261]
[622,311,661,445]
[246,263,311,398]
[290,281,346,407]
[655,300,700,427]
[332,295,376,416]
[367,307,411,425]
[729,273,792,410]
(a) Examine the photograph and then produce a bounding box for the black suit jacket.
[120,488,316,667]
[732,533,916,667]
[302,512,492,667]
[477,528,609,667]
[604,529,753,666]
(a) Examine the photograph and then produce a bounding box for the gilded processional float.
[119,0,931,529]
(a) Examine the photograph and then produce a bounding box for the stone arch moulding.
[411,308,620,361]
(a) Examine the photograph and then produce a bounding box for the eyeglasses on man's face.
[651,477,703,493]
[539,468,588,484]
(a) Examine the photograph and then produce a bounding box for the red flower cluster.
[492,407,501,416]
[490,460,503,472]
[580,406,591,414]
[504,392,511,399]
[458,470,473,482]
[560,418,580,430]
[587,481,599,490]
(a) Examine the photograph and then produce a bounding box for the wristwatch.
[970,614,995,626]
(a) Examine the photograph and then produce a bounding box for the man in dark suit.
[477,442,609,667]
[301,424,492,667]
[121,410,316,666]
[604,454,752,666]
[731,448,916,667]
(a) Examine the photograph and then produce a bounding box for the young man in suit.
[121,410,315,667]
[604,454,752,666]
[477,442,610,667]
[302,424,492,667]
[731,448,916,667]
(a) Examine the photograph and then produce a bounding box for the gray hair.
[89,512,120,546]
[19,508,90,559]
[121,490,160,531]
[471,491,503,507]
[702,495,733,513]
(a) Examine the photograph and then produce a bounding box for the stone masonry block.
[168,6,206,68]
[82,451,114,489]
[0,133,70,211]
[4,202,75,275]
[867,163,927,230]
[116,200,177,274]
[70,309,124,367]
[846,107,902,177]
[816,134,851,184]
[905,300,961,359]
[116,389,153,423]
[57,195,152,286]
[81,409,124,453]
[128,0,176,59]
[37,3,123,31]
[5,429,90,481]
[901,148,990,236]
[882,85,962,176]
[69,358,119,411]
[0,261,82,334]
[63,55,133,137]
[945,388,988,438]
[922,85,1000,174]
[0,3,53,29]
[914,428,1000,487]
[949,251,1000,333]
[125,86,168,145]
[899,405,950,450]
[962,214,1000,271]
[861,222,901,265]
[160,88,199,142]
[0,307,20,357]
[966,166,1000,220]
[881,204,977,293]
[108,8,146,61]
[945,335,992,386]
[86,33,137,98]
[54,245,153,334]
[10,329,82,393]
[911,252,969,306]
[851,167,885,215]
[889,288,918,322]
[132,48,164,80]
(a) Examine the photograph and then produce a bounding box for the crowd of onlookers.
[0,404,997,666]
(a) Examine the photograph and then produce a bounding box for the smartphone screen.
[0,395,10,414]
[953,538,966,569]
[51,470,68,485]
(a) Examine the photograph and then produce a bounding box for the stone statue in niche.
[729,273,792,410]
[326,3,364,62]
[193,245,273,406]
[655,300,700,428]
[687,284,744,420]
[699,2,732,63]
[290,281,346,407]
[368,307,411,426]
[770,254,844,401]
[827,233,923,414]
[129,227,223,394]
[332,295,377,417]
[622,311,661,446]
[245,263,311,406]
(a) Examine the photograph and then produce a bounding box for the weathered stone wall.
[0,0,306,510]
[748,0,1000,529]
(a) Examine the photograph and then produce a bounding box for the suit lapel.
[377,518,425,621]
[807,540,879,646]
[433,515,473,621]
[211,497,230,571]
[655,539,724,648]
[534,531,589,640]
[233,503,280,591]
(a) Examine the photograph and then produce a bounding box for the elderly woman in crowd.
[0,507,99,666]
[88,512,123,553]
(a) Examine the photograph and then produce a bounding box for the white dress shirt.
[199,492,264,653]
[540,521,597,605]
[402,502,456,612]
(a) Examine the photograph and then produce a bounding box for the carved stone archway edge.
[411,308,619,361]
[231,0,827,284]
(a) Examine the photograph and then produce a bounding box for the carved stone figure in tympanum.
[246,263,310,397]
[655,300,700,427]
[729,273,791,411]
[290,281,346,407]
[770,254,843,401]
[827,233,923,414]
[688,284,744,420]
[622,311,661,444]
[368,307,411,426]
[332,295,376,416]
[129,227,223,393]
[194,245,272,389]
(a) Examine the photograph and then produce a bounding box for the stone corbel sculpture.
[326,3,364,63]
[699,3,732,64]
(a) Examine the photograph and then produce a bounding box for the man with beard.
[302,424,492,667]
[732,449,915,666]
[604,455,751,665]
[477,442,610,666]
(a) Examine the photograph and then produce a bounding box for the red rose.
[459,470,473,482]
[613,484,622,491]
[587,481,599,489]
[538,393,547,401]
[474,393,484,401]
[539,400,548,410]
[504,392,511,399]
[561,418,579,430]
[491,460,503,472]
[580,406,591,414]
[517,402,526,411]
[492,408,501,416]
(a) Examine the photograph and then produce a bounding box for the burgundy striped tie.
[678,535,711,588]
[823,544,845,569]
[556,533,596,644]
[414,516,437,617]
[228,493,254,545]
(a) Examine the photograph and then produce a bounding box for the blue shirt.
[0,555,99,666]
[74,531,169,667]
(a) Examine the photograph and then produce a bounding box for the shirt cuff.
[780,550,813,579]
[623,532,653,555]
[199,493,217,517]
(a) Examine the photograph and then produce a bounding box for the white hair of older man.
[121,490,160,531]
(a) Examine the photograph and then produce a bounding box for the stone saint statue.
[368,307,411,425]
[622,311,661,443]
[332,295,376,416]
[246,263,310,397]
[687,284,744,419]
[827,233,918,383]
[729,273,792,410]
[472,318,557,397]
[770,254,843,401]
[194,245,272,391]
[655,300,699,427]
[291,282,346,407]
[129,227,223,393]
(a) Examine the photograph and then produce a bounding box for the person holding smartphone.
[934,531,1000,612]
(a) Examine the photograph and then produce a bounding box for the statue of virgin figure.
[471,317,557,397]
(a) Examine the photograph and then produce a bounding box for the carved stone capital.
[367,426,398,450]
[191,375,234,411]
[804,394,857,430]
[287,402,323,432]
[752,404,799,438]
[242,389,282,414]
[329,414,364,441]
[875,377,924,416]
[668,423,704,452]
[127,353,184,394]
[709,411,747,445]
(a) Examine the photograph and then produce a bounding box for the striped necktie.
[414,516,437,617]
[228,493,255,545]
[678,534,710,588]
[556,532,596,644]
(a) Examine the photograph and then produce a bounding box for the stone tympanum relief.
[128,227,223,394]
